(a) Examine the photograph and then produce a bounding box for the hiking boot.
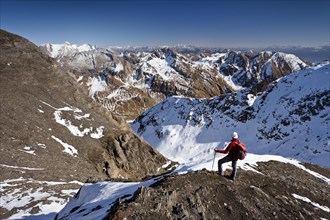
[224,175,235,181]
[229,175,235,181]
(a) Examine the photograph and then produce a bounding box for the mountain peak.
[41,42,97,58]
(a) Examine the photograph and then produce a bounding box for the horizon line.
[41,41,330,50]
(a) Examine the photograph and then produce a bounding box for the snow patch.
[37,143,47,149]
[142,57,178,81]
[113,63,124,72]
[1,177,81,220]
[18,146,36,155]
[76,75,84,82]
[87,77,107,98]
[218,73,244,91]
[247,94,257,106]
[74,113,90,120]
[56,178,160,220]
[292,194,330,213]
[2,188,50,211]
[90,126,104,139]
[54,110,91,137]
[40,101,104,139]
[51,136,78,157]
[0,164,44,171]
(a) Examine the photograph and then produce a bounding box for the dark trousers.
[218,155,237,179]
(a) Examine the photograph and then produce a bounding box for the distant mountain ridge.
[40,43,309,120]
[42,42,96,57]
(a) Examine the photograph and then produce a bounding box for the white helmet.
[232,132,238,139]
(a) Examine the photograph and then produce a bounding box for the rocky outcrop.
[107,161,330,220]
[216,51,308,94]
[100,131,176,181]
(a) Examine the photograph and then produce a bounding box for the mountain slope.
[131,63,330,168]
[0,29,173,219]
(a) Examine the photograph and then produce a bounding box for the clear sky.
[0,0,329,48]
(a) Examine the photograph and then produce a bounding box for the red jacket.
[215,138,240,161]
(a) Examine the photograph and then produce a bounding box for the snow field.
[1,178,83,219]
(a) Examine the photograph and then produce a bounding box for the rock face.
[107,161,330,220]
[0,29,172,219]
[217,51,308,93]
[100,131,175,181]
[40,44,308,120]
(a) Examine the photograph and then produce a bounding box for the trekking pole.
[211,151,216,171]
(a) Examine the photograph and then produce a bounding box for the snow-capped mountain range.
[39,43,325,168]
[131,63,330,168]
[40,42,309,120]
[43,42,96,58]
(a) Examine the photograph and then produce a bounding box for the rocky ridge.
[56,161,330,220]
[107,161,330,220]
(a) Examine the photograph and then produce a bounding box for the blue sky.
[0,0,329,48]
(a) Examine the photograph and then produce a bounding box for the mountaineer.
[214,132,243,181]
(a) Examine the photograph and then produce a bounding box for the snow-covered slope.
[131,63,330,168]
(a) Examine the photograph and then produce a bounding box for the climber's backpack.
[236,142,247,160]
